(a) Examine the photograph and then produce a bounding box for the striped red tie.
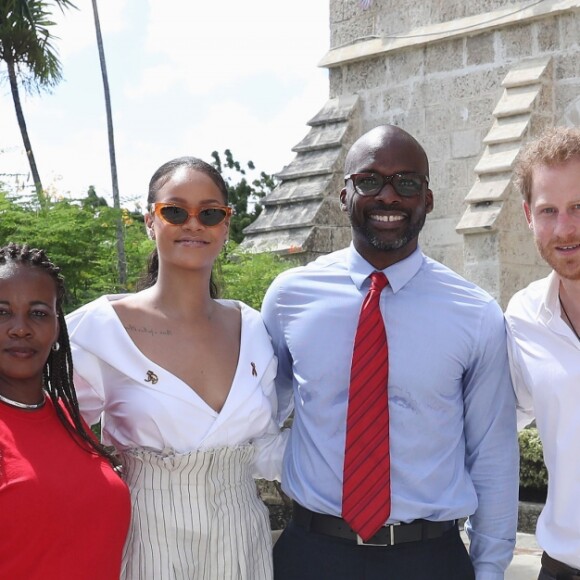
[342,271,390,542]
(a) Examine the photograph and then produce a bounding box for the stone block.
[425,105,454,133]
[474,146,519,175]
[452,69,502,101]
[463,231,499,264]
[501,264,550,307]
[483,115,529,145]
[497,25,536,61]
[501,55,552,88]
[422,133,451,164]
[430,186,466,219]
[239,227,312,255]
[265,175,334,205]
[460,95,497,128]
[535,19,560,52]
[243,200,323,234]
[493,85,541,118]
[425,38,464,73]
[455,201,503,233]
[558,12,580,51]
[329,69,343,99]
[387,48,426,84]
[558,94,580,127]
[330,225,352,252]
[381,84,421,115]
[555,51,580,80]
[277,148,343,180]
[463,259,500,300]
[445,159,470,191]
[452,129,484,159]
[344,56,388,91]
[465,175,511,203]
[316,197,347,227]
[466,32,495,66]
[308,95,359,126]
[554,82,580,122]
[421,76,454,108]
[293,125,348,153]
[421,217,464,247]
[392,108,426,136]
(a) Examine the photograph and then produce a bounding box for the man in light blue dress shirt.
[262,125,519,580]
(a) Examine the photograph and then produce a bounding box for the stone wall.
[243,0,580,305]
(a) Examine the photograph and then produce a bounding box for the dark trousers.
[273,520,475,580]
[538,552,580,580]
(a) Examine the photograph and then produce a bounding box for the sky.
[0,1,330,207]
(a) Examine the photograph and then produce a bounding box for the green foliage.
[211,149,277,244]
[218,242,296,310]
[518,427,548,491]
[0,191,152,311]
[0,0,76,92]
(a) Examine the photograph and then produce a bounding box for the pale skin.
[112,167,239,413]
[524,156,580,336]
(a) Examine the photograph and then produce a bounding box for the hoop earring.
[51,342,60,352]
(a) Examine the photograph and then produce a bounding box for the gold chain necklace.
[559,294,580,342]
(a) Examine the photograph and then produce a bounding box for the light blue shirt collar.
[347,243,423,294]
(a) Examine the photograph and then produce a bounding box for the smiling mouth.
[176,239,208,245]
[370,214,406,223]
[555,243,580,251]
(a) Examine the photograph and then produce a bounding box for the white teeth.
[372,214,404,222]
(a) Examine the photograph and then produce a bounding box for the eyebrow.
[0,300,53,307]
[159,197,224,206]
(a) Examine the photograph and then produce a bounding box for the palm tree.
[0,0,75,205]
[91,0,127,288]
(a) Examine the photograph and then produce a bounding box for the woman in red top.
[0,243,130,580]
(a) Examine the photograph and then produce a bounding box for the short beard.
[354,214,426,252]
[536,239,580,281]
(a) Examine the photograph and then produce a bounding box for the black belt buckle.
[356,523,400,546]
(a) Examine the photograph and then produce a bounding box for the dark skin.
[0,264,59,406]
[340,125,434,270]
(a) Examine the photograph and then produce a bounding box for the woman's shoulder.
[66,294,130,338]
[217,299,265,325]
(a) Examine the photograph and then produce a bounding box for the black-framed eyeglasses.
[151,203,232,227]
[345,172,429,198]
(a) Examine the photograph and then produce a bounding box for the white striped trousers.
[120,445,273,580]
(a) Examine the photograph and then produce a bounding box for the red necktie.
[342,271,391,541]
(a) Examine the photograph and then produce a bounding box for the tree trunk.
[6,56,45,206]
[91,0,127,289]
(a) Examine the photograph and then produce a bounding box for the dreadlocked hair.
[0,243,120,472]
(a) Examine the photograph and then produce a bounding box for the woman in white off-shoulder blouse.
[66,156,288,580]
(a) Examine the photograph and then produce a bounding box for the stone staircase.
[239,95,361,262]
[456,56,553,235]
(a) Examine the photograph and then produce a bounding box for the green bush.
[519,427,548,491]
[218,243,298,310]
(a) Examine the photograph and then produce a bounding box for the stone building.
[240,0,580,307]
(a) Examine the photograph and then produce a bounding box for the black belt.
[292,501,457,547]
[541,552,580,580]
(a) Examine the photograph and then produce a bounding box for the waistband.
[541,552,580,580]
[292,501,457,547]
